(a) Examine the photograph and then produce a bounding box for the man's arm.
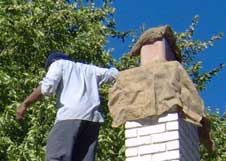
[16,60,63,121]
[94,66,119,86]
[16,85,43,121]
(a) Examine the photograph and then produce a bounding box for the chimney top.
[129,25,182,62]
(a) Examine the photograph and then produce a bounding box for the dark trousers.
[45,120,100,161]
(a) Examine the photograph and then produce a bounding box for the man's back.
[40,60,118,123]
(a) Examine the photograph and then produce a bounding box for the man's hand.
[16,103,27,121]
[15,85,43,122]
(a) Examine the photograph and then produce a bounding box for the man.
[16,52,119,161]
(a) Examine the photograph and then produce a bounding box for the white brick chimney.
[124,37,200,161]
[125,112,200,161]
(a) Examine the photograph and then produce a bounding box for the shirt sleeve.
[92,66,119,86]
[39,61,63,96]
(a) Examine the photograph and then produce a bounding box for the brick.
[139,155,152,161]
[126,157,140,161]
[138,135,152,145]
[125,136,151,147]
[180,136,193,149]
[166,140,179,150]
[152,131,179,143]
[180,145,192,161]
[152,150,180,161]
[180,136,200,161]
[139,143,166,155]
[125,128,138,138]
[126,155,153,161]
[126,147,138,157]
[179,122,199,150]
[126,121,142,129]
[166,121,179,131]
[180,138,193,157]
[158,113,178,123]
[126,138,140,147]
[138,123,165,136]
[125,112,201,161]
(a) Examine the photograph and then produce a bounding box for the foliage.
[175,15,224,91]
[200,109,226,161]
[97,84,125,161]
[0,0,225,161]
[0,0,128,160]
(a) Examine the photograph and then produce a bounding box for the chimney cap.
[129,25,182,62]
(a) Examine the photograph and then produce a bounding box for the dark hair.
[45,52,71,70]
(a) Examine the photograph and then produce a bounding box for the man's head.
[45,52,71,70]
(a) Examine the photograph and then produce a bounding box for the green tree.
[0,0,128,160]
[200,109,226,161]
[0,1,225,161]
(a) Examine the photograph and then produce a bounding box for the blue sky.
[106,0,226,114]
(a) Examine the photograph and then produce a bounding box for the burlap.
[108,61,204,127]
[108,61,215,151]
[129,25,182,62]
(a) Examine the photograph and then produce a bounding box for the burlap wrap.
[108,61,204,127]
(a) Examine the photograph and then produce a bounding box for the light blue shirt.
[40,60,119,123]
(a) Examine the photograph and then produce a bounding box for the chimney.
[125,111,200,161]
[125,27,200,161]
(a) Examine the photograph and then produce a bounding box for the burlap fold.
[108,61,204,127]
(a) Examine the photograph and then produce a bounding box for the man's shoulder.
[56,59,77,66]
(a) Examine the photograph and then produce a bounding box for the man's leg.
[45,120,83,161]
[73,121,100,161]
